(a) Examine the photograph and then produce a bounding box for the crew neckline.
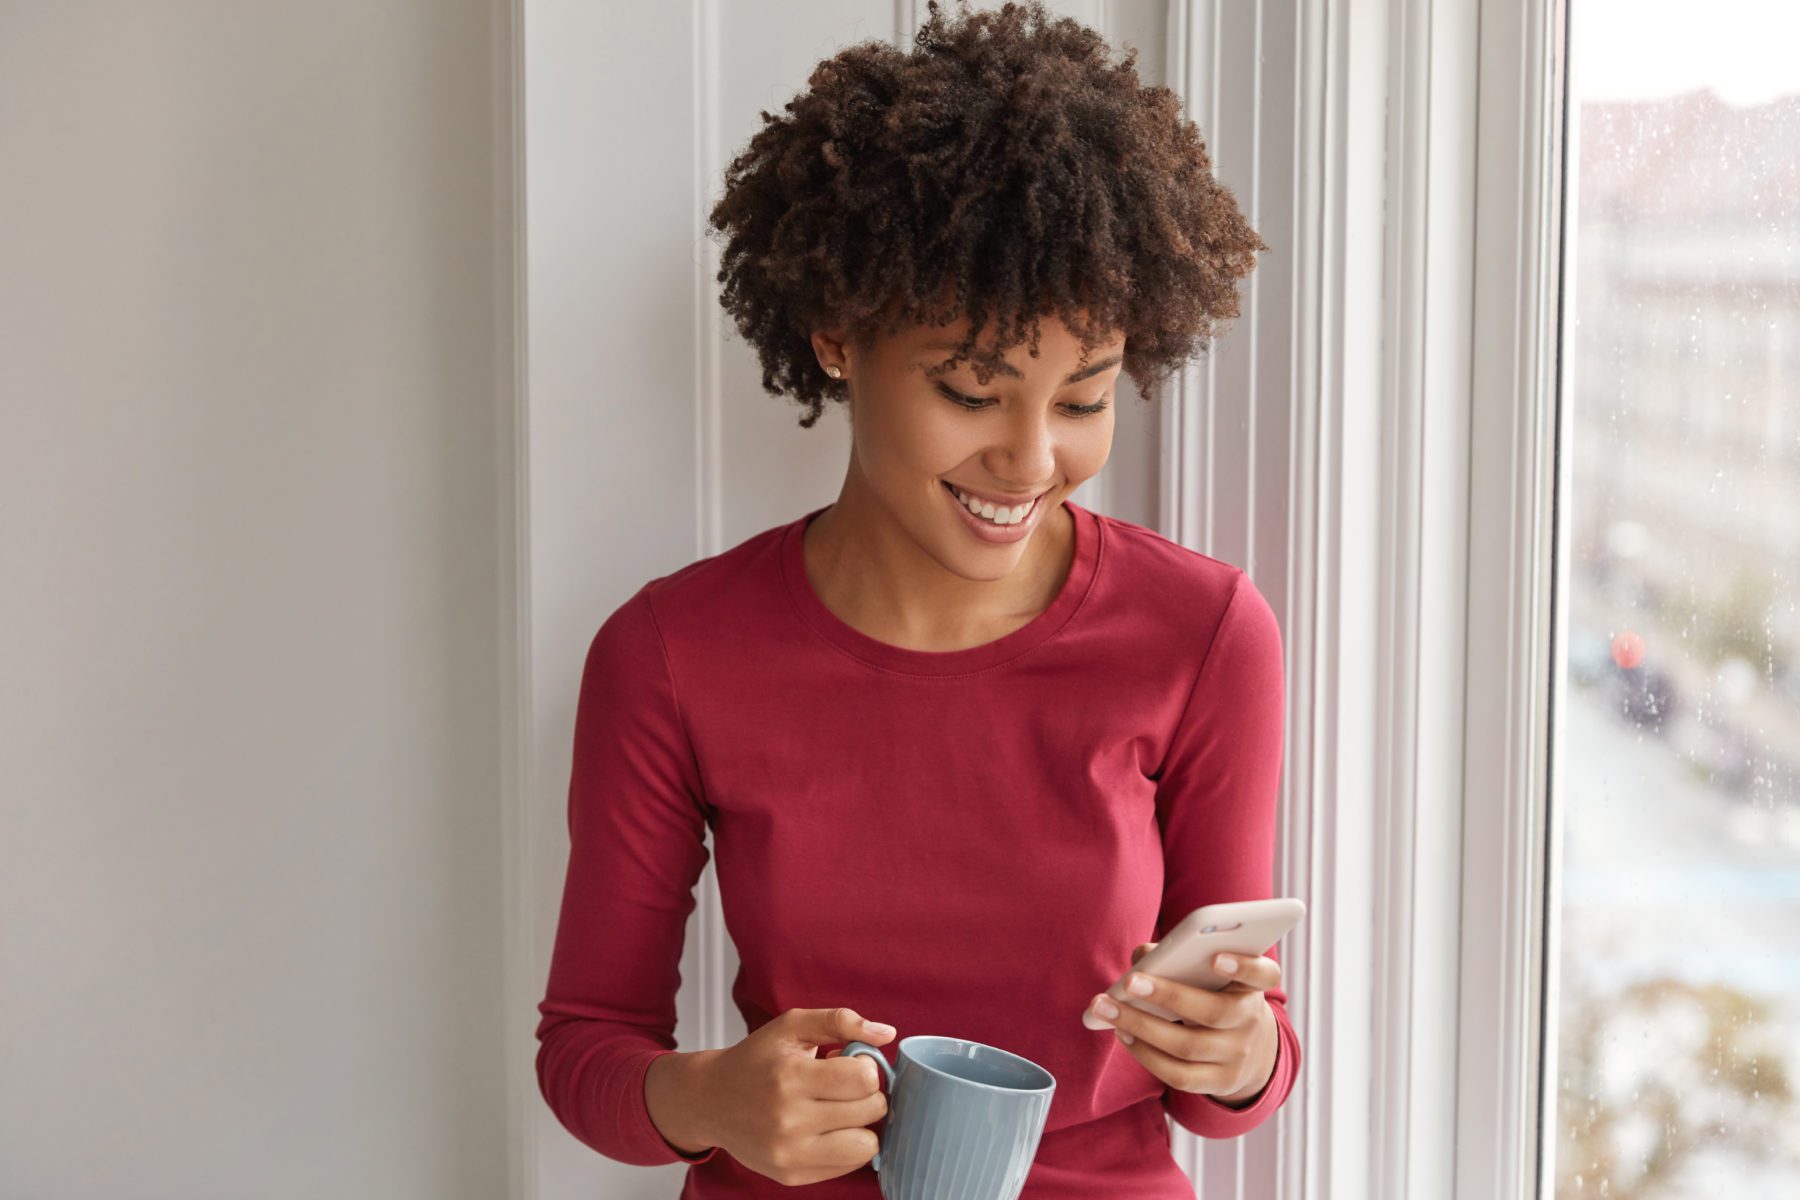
[779,498,1103,676]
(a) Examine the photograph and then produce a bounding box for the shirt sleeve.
[1151,570,1303,1139]
[534,585,722,1167]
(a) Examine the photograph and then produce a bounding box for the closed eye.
[937,384,1111,417]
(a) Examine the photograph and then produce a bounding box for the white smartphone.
[1082,897,1306,1029]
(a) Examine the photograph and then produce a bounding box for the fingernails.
[864,1020,896,1037]
[1092,995,1119,1020]
[1115,1028,1135,1045]
[1127,973,1153,995]
[1216,955,1238,974]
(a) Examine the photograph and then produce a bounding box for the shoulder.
[1092,509,1268,627]
[591,513,795,652]
[643,517,787,604]
[1087,508,1281,681]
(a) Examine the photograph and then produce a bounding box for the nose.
[987,405,1057,486]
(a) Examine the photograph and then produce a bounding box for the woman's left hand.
[1086,941,1280,1108]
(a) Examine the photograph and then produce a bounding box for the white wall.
[0,4,511,1197]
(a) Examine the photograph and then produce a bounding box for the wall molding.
[1458,0,1567,1194]
[691,0,732,1086]
[499,1,530,1197]
[1165,0,1309,1193]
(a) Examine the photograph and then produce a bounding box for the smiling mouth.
[940,479,1046,525]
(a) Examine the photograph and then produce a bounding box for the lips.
[940,480,1049,543]
[940,479,1044,515]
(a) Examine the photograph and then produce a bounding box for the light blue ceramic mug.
[840,1034,1056,1200]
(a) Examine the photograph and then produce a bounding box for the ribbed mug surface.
[841,1034,1056,1200]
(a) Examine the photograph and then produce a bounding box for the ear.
[811,328,851,371]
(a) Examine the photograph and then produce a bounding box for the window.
[1546,1,1800,1194]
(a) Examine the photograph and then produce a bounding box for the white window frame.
[1163,1,1565,1197]
[1459,0,1567,1196]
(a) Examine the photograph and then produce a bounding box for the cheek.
[913,410,986,468]
[862,405,982,478]
[1060,422,1113,477]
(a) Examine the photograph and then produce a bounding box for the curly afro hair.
[706,0,1269,429]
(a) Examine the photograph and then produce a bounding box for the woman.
[535,2,1296,1195]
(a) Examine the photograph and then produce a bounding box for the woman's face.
[817,309,1123,581]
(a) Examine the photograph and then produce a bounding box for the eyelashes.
[936,384,1111,417]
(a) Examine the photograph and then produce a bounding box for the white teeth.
[950,484,1032,525]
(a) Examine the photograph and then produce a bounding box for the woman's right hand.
[699,1006,897,1187]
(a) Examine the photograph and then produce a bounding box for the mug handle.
[840,1040,897,1173]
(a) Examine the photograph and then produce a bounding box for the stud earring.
[826,365,842,378]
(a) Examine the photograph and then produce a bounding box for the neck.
[803,482,1073,651]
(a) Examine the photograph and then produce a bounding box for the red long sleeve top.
[536,499,1301,1198]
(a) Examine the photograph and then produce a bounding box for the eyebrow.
[914,344,1124,385]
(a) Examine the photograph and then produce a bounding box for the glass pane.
[1549,2,1800,1195]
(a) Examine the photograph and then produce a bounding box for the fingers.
[1085,948,1282,1098]
[1212,952,1282,993]
[810,1050,887,1100]
[805,1082,890,1128]
[1110,1024,1242,1096]
[1089,986,1239,1066]
[808,1124,886,1175]
[1092,965,1266,1031]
